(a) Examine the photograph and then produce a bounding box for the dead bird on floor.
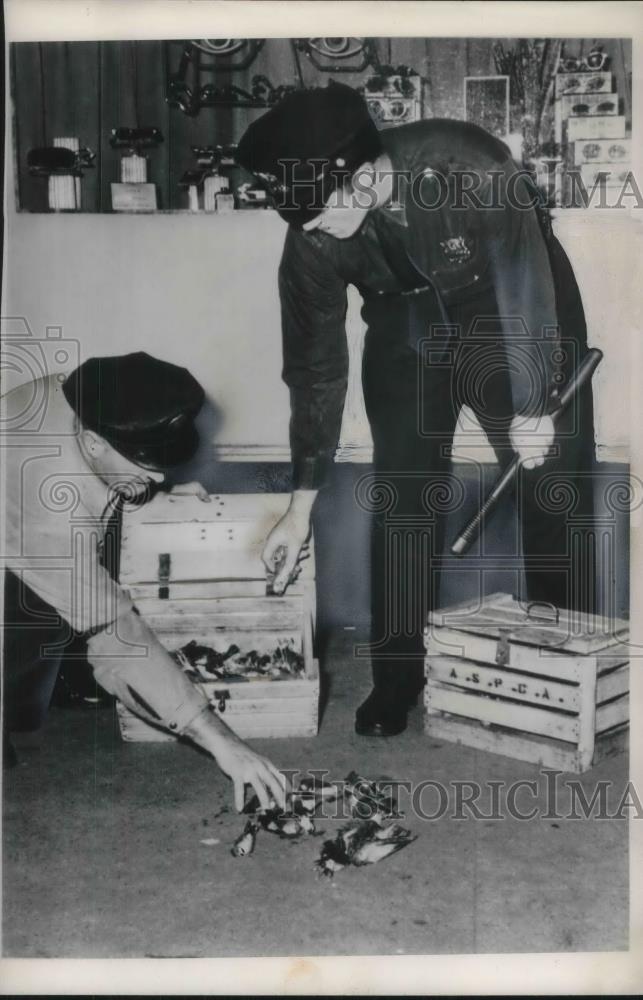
[230,819,258,858]
[257,808,318,839]
[344,770,400,820]
[315,818,416,877]
[241,793,320,838]
[290,776,340,816]
[243,776,338,820]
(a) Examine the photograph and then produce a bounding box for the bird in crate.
[174,638,305,681]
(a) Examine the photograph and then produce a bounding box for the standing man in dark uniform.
[237,83,596,738]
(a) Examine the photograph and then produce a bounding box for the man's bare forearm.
[182,706,242,755]
[288,488,318,521]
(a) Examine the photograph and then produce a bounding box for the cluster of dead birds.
[175,638,305,681]
[231,771,416,878]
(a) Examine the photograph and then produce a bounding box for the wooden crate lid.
[427,592,628,655]
[120,492,315,588]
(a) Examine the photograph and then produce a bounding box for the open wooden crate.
[424,592,629,773]
[117,492,319,740]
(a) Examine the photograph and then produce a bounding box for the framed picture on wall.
[463,73,510,137]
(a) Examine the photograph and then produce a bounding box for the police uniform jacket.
[278,119,582,490]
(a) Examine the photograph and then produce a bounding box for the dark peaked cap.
[63,352,205,470]
[236,82,382,227]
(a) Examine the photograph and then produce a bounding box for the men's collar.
[381,200,408,228]
[378,131,409,228]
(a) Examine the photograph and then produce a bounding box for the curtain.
[10,37,632,213]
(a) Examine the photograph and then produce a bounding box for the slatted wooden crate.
[424,593,629,773]
[116,492,319,740]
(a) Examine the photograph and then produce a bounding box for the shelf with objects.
[11,37,632,215]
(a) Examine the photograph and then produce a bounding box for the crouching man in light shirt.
[2,351,286,811]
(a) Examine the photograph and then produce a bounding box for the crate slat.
[595,694,629,734]
[128,580,309,601]
[427,655,580,711]
[117,700,319,741]
[596,664,629,703]
[427,684,579,741]
[426,712,586,772]
[597,650,631,672]
[426,633,583,682]
[210,697,318,716]
[132,594,309,616]
[427,683,579,742]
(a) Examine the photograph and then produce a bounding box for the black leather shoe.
[354,688,409,737]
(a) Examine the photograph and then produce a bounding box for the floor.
[2,630,628,958]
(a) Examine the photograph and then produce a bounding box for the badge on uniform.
[439,236,473,263]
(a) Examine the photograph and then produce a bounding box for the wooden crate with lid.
[116,492,319,741]
[424,592,629,772]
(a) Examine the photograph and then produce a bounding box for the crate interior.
[133,596,313,682]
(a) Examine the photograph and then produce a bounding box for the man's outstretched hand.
[262,491,316,595]
[186,709,289,812]
[211,731,289,812]
[509,414,555,470]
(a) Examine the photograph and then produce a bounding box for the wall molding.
[215,443,627,465]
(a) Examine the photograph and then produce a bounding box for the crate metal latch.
[495,628,511,667]
[525,601,560,625]
[213,689,230,714]
[158,553,171,600]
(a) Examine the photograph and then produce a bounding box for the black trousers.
[360,276,596,686]
[2,571,68,733]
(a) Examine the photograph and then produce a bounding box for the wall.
[3,209,291,451]
[4,204,639,464]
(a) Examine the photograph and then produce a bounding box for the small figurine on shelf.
[109,127,163,212]
[27,140,95,211]
[179,145,238,212]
